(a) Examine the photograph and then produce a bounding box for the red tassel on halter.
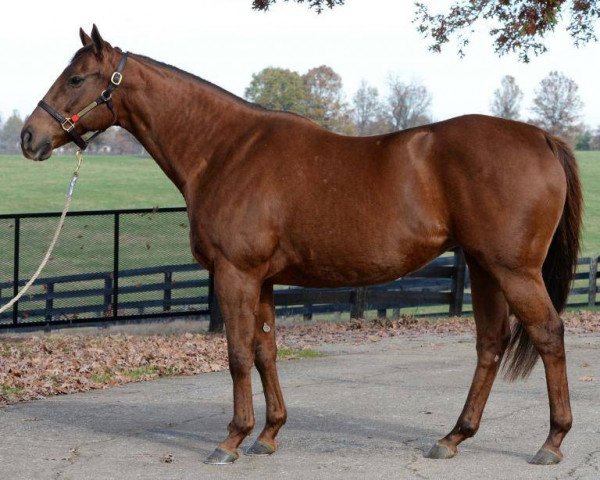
[71,114,80,123]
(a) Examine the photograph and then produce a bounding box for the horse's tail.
[503,134,583,381]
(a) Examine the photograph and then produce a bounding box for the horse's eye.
[68,76,84,87]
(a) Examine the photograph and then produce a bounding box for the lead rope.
[0,150,83,315]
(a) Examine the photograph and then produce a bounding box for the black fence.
[0,207,210,330]
[0,207,597,332]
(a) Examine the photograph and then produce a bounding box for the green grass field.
[577,151,600,255]
[1,151,600,255]
[0,155,184,214]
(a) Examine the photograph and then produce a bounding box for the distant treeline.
[1,68,598,154]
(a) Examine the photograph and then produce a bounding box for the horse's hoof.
[245,440,276,456]
[529,448,562,465]
[203,447,239,465]
[424,442,457,460]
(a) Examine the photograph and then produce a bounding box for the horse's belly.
[271,237,449,288]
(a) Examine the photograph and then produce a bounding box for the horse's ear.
[90,24,105,58]
[79,28,92,47]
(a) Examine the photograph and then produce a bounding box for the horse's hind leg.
[246,283,287,456]
[426,257,510,459]
[497,269,572,465]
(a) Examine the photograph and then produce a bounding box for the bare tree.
[387,76,432,131]
[352,80,391,135]
[530,71,583,142]
[491,75,524,120]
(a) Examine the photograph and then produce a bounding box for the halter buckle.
[61,118,75,132]
[111,72,123,86]
[101,90,112,102]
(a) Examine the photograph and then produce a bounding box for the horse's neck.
[115,55,258,192]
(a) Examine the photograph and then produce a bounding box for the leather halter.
[38,51,129,151]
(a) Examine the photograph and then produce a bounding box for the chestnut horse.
[21,26,582,466]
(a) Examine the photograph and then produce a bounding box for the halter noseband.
[38,51,129,151]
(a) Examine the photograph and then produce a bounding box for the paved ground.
[1,333,599,480]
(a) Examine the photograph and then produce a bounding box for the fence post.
[45,282,54,323]
[208,272,224,332]
[450,248,467,316]
[303,290,313,321]
[12,217,20,325]
[588,256,598,307]
[351,287,367,319]
[163,271,173,311]
[104,275,113,316]
[112,213,120,319]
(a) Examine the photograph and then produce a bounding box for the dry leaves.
[0,333,229,406]
[0,312,598,406]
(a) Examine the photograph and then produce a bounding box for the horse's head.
[21,25,123,160]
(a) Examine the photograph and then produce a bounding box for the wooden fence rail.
[1,250,598,333]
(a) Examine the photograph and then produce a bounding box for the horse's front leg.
[204,259,263,465]
[246,283,287,456]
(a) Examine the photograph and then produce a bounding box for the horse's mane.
[131,53,268,113]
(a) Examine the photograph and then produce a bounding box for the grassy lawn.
[576,151,600,256]
[0,155,198,322]
[0,154,184,214]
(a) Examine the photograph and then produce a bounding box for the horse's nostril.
[21,127,33,149]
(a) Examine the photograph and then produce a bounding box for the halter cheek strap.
[38,51,129,151]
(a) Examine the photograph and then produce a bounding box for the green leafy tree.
[530,71,584,143]
[575,127,592,151]
[0,110,24,153]
[491,75,523,120]
[244,67,308,114]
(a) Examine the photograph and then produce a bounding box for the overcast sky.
[1,0,599,126]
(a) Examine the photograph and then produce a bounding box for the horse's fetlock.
[551,414,572,434]
[231,417,255,436]
[456,420,478,438]
[269,408,287,427]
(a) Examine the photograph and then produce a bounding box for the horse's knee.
[527,318,566,357]
[476,334,510,368]
[255,341,276,369]
[228,349,254,375]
